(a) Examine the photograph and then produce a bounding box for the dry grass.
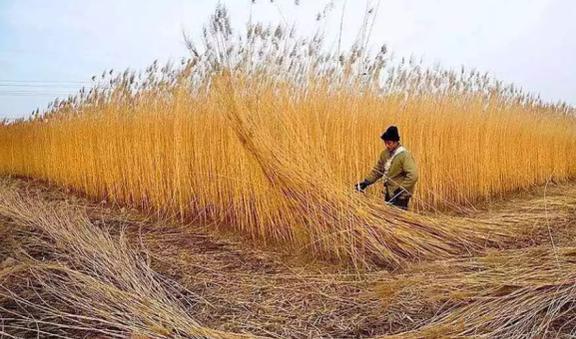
[0,176,395,337]
[375,246,576,338]
[2,176,576,338]
[0,178,242,338]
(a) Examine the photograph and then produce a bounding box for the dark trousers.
[385,192,410,210]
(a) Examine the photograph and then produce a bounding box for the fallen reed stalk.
[375,246,576,338]
[0,179,243,338]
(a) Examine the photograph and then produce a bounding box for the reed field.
[0,7,575,268]
[0,8,576,264]
[1,5,576,336]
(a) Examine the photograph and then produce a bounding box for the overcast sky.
[1,0,575,118]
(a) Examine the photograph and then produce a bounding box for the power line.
[0,94,74,97]
[0,93,69,97]
[0,79,85,96]
[0,89,80,97]
[0,92,76,94]
[0,84,84,89]
[0,80,90,84]
[0,88,79,93]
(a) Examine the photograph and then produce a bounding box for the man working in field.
[355,126,419,210]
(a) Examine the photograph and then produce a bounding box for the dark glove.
[393,188,409,200]
[355,180,370,192]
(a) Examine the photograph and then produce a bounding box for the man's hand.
[355,180,370,192]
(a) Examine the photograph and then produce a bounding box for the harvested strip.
[0,179,244,338]
[375,246,576,338]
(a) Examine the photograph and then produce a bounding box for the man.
[355,126,419,210]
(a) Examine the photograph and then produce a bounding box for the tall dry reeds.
[0,6,575,266]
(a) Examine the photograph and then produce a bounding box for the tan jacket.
[364,146,419,199]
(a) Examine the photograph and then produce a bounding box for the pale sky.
[1,0,575,118]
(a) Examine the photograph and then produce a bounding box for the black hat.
[381,126,400,142]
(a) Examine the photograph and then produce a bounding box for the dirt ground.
[1,176,576,338]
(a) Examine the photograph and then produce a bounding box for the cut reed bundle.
[376,246,576,337]
[0,179,242,338]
